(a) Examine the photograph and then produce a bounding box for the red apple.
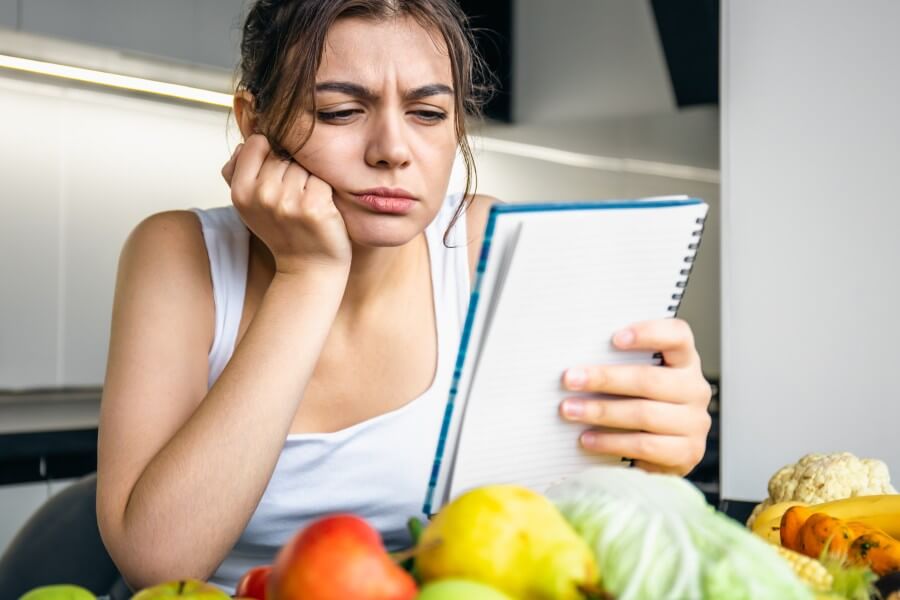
[268,514,417,600]
[235,565,272,600]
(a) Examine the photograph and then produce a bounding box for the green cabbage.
[544,467,813,600]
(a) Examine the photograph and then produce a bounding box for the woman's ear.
[233,90,260,140]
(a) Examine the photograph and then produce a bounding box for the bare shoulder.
[123,210,207,263]
[118,210,213,305]
[464,194,505,284]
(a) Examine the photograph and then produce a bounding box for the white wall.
[721,0,900,501]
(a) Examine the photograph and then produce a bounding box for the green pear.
[18,585,95,600]
[416,485,598,600]
[131,579,230,599]
[416,579,514,599]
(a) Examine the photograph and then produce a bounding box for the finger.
[281,160,310,190]
[562,363,701,404]
[560,398,700,435]
[230,135,271,202]
[561,363,713,409]
[257,150,291,185]
[579,431,689,468]
[612,318,699,368]
[220,143,243,186]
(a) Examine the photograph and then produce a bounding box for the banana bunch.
[751,495,900,544]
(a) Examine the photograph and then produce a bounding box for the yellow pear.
[416,485,598,600]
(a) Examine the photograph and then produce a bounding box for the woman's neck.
[251,231,428,327]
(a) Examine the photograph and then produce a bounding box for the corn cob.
[773,544,834,593]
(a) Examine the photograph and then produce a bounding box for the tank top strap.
[190,206,249,388]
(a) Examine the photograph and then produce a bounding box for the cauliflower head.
[747,452,897,527]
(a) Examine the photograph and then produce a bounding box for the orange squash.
[781,505,814,551]
[848,531,900,576]
[782,507,900,576]
[797,513,855,558]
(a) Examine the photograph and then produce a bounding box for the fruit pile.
[16,456,900,600]
[746,453,900,600]
[236,484,599,600]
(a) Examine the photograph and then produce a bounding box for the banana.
[810,494,900,538]
[749,495,900,544]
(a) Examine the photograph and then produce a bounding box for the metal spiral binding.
[666,215,707,314]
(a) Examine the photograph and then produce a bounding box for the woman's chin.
[345,220,422,248]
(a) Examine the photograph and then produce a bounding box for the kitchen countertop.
[0,388,101,435]
[0,389,101,485]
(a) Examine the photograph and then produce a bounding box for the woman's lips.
[352,188,418,214]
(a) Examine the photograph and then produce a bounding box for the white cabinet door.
[0,77,62,389]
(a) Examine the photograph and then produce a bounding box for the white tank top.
[189,193,470,593]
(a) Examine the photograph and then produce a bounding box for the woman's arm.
[96,210,348,589]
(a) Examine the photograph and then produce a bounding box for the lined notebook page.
[441,201,708,505]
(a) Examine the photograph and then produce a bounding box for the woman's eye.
[317,109,360,122]
[412,110,448,122]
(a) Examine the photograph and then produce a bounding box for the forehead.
[318,16,453,86]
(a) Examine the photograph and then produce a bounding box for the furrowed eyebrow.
[315,81,377,101]
[314,81,454,102]
[404,83,454,101]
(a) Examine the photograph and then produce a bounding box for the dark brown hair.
[238,0,494,246]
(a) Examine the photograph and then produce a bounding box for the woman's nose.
[364,111,412,169]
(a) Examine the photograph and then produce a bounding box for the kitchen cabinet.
[0,1,16,28]
[18,0,246,69]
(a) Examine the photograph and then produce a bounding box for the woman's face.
[283,16,458,247]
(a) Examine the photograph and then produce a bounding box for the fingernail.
[562,399,584,419]
[581,431,597,447]
[614,329,635,347]
[564,368,587,390]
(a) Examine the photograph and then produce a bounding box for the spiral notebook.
[422,197,709,514]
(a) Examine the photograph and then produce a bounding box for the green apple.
[416,579,514,600]
[18,584,95,600]
[131,579,230,599]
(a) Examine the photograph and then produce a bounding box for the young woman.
[96,0,712,592]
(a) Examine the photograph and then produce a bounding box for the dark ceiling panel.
[651,0,719,106]
[457,0,513,122]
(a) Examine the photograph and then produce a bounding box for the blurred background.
[0,0,897,577]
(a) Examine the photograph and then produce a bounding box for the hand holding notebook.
[424,197,710,514]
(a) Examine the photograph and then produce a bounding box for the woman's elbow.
[97,501,215,591]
